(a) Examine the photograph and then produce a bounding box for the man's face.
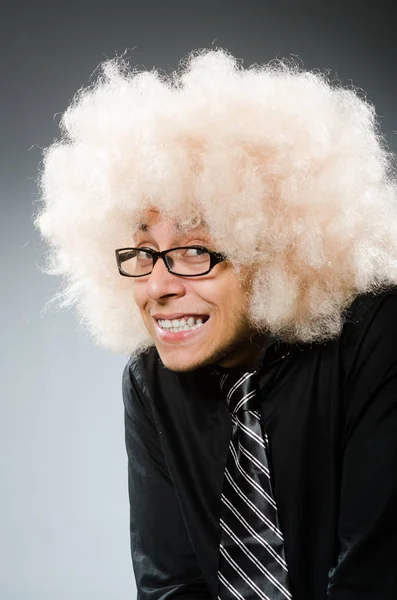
[132,211,265,371]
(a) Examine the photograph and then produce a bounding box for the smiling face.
[132,211,267,372]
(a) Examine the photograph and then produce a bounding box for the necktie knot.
[219,370,259,415]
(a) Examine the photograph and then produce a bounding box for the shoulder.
[123,348,221,418]
[344,285,397,326]
[123,346,160,395]
[341,285,397,395]
[122,347,162,420]
[342,285,397,355]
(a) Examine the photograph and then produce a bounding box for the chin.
[156,348,212,372]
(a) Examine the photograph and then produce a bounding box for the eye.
[136,248,154,261]
[184,246,208,256]
[178,246,210,263]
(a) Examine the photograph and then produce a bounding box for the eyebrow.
[135,219,210,242]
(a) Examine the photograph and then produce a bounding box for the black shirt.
[122,288,397,600]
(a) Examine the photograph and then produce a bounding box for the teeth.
[157,316,206,331]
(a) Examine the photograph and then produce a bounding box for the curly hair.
[35,48,397,355]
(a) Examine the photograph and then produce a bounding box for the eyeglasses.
[115,246,227,278]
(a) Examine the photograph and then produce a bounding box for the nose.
[146,257,186,301]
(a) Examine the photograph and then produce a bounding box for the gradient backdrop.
[1,1,396,598]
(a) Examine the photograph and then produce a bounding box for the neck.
[218,334,271,371]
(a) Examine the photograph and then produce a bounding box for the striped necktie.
[217,370,292,600]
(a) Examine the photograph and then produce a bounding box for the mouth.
[152,314,210,344]
[154,314,210,333]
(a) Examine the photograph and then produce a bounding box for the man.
[36,49,397,599]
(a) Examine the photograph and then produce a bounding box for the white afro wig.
[35,48,397,355]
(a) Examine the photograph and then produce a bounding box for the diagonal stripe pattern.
[217,370,292,600]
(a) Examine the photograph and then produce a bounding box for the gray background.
[1,1,396,598]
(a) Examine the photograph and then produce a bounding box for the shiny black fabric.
[122,288,397,600]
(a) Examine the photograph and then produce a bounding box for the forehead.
[136,210,210,240]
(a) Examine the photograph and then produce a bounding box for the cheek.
[132,283,146,312]
[225,285,251,328]
[220,278,247,309]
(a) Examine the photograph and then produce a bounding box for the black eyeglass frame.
[115,245,227,278]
